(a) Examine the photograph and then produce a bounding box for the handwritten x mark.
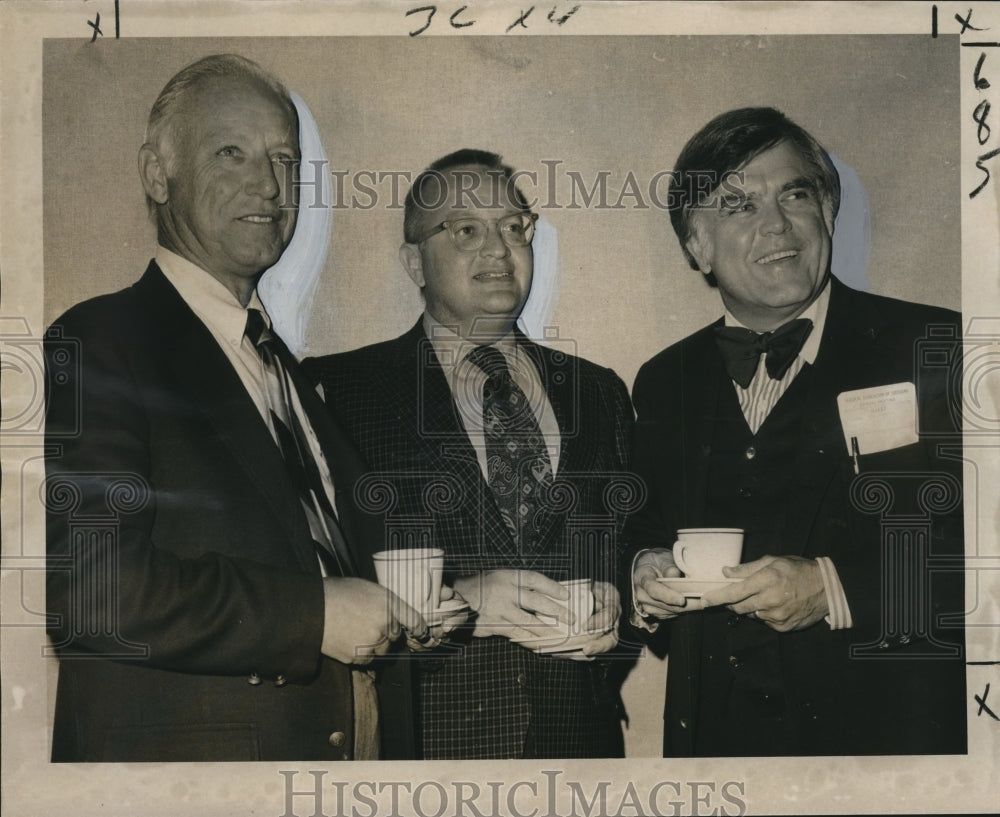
[975,683,999,721]
[88,13,103,42]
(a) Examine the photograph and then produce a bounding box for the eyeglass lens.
[448,214,535,250]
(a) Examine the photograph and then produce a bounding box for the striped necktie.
[245,308,354,576]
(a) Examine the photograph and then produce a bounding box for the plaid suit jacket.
[304,319,637,758]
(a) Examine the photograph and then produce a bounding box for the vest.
[694,365,815,755]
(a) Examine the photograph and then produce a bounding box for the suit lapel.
[681,324,728,529]
[521,335,585,476]
[517,337,586,558]
[388,322,481,468]
[786,279,893,555]
[133,263,319,574]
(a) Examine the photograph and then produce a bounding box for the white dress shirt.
[422,313,561,478]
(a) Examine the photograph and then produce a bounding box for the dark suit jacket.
[625,278,966,756]
[303,320,637,758]
[44,261,413,761]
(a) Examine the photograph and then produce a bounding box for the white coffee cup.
[672,528,744,580]
[372,548,445,618]
[536,578,594,634]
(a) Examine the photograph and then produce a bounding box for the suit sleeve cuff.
[629,549,660,633]
[817,556,853,630]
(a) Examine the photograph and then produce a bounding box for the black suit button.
[745,445,757,460]
[274,675,287,687]
[329,731,346,747]
[516,672,528,687]
[728,655,742,669]
[248,673,262,686]
[738,487,753,498]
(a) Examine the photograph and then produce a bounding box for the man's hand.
[429,584,469,638]
[700,555,828,632]
[569,581,621,660]
[453,569,571,641]
[632,548,705,620]
[320,577,429,664]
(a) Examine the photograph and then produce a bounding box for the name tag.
[837,382,919,457]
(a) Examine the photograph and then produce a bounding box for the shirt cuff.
[629,548,660,633]
[816,556,853,630]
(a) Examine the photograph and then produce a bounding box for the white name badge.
[837,382,919,458]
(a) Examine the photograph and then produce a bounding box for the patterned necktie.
[245,308,354,576]
[466,344,554,554]
[713,318,814,389]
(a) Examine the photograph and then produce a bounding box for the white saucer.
[654,577,741,599]
[426,598,470,626]
[539,648,590,658]
[511,629,607,653]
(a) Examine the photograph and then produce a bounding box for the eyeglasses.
[417,212,539,252]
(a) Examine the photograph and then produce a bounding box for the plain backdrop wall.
[42,35,960,756]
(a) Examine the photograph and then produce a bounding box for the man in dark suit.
[44,54,428,762]
[626,107,966,756]
[304,149,636,759]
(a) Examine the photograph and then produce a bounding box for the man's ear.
[821,195,836,237]
[399,243,425,287]
[685,227,712,276]
[138,144,170,205]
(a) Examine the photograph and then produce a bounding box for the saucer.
[511,628,607,653]
[654,577,741,599]
[426,598,470,626]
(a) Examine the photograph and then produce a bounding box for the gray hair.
[144,53,295,179]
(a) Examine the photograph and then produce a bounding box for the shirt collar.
[421,312,518,373]
[156,246,270,344]
[722,277,831,366]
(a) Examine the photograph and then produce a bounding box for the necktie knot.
[466,344,512,384]
[245,308,272,349]
[713,317,813,389]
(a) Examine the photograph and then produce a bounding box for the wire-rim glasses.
[417,212,538,251]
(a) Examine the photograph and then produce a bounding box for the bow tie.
[713,318,814,389]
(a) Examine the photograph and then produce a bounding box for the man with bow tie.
[626,107,966,756]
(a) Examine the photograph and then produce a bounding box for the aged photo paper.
[2,0,998,814]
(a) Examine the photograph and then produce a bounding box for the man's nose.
[246,156,281,199]
[478,221,512,257]
[758,200,792,235]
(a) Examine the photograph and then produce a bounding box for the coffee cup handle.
[671,542,689,576]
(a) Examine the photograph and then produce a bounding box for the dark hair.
[668,107,841,271]
[402,148,531,244]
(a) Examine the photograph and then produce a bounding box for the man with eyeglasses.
[304,149,633,759]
